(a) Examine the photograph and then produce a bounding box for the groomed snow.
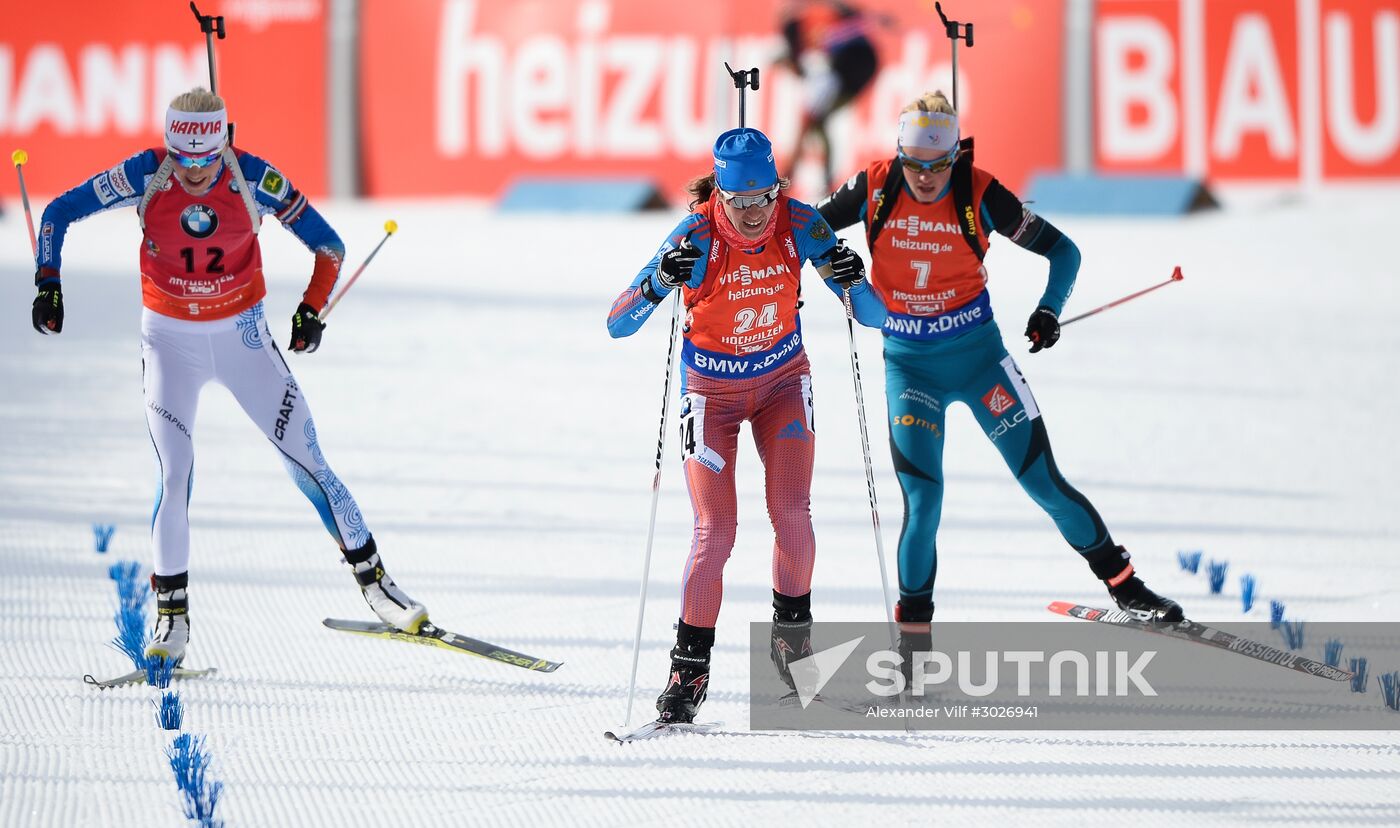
[2,187,1397,826]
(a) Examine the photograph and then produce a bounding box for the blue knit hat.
[713,128,778,191]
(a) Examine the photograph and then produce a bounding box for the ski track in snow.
[1,191,1398,826]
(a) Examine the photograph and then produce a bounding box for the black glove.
[825,241,865,288]
[1025,306,1060,353]
[656,239,701,289]
[32,282,64,335]
[289,302,325,353]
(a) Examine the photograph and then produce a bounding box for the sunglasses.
[898,147,959,175]
[719,185,780,209]
[169,147,223,169]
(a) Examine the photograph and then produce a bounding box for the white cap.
[165,107,228,156]
[898,110,959,153]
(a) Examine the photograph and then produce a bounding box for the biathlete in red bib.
[816,92,1184,661]
[31,88,427,664]
[608,127,886,723]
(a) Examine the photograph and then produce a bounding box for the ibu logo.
[180,204,219,239]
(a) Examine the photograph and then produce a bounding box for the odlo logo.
[180,204,219,239]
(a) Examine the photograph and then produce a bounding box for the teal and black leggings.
[884,321,1110,612]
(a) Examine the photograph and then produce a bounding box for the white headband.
[898,110,959,152]
[165,107,228,155]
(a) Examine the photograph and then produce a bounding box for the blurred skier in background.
[777,0,883,193]
[30,87,427,664]
[608,127,885,723]
[817,91,1184,664]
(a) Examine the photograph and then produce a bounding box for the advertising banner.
[1095,0,1400,182]
[359,0,1065,201]
[0,0,327,197]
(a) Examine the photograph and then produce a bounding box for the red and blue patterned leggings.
[677,354,818,627]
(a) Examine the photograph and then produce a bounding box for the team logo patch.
[180,204,219,239]
[257,167,289,200]
[809,221,831,242]
[108,163,136,198]
[982,384,1016,416]
[92,174,117,206]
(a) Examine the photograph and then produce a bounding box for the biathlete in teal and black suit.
[817,91,1184,642]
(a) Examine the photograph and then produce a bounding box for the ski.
[776,691,869,715]
[604,720,723,743]
[322,618,562,672]
[1047,601,1353,682]
[83,666,218,690]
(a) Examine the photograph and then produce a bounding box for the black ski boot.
[656,620,714,724]
[1084,542,1184,622]
[895,597,934,689]
[770,591,814,693]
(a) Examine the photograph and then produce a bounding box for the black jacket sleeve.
[816,170,869,234]
[981,177,1067,255]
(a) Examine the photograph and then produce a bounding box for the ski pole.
[11,149,38,258]
[1060,266,1184,327]
[320,220,398,321]
[621,280,684,728]
[820,257,897,650]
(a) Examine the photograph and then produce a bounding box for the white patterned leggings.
[141,302,369,576]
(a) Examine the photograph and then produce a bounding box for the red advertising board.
[358,0,1065,201]
[1203,0,1300,180]
[1321,0,1400,178]
[1095,0,1400,182]
[1094,0,1183,173]
[0,0,327,197]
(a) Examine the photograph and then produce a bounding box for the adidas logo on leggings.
[777,420,809,440]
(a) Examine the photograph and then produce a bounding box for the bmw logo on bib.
[181,204,219,239]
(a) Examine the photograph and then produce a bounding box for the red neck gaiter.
[710,193,782,251]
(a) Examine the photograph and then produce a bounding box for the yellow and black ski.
[322,618,562,672]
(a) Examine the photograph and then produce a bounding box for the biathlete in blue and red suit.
[816,92,1184,659]
[30,87,427,665]
[608,127,886,723]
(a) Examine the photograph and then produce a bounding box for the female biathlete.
[816,92,1183,656]
[30,88,427,663]
[608,127,885,723]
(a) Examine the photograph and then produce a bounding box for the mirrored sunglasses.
[170,147,223,169]
[898,147,959,175]
[719,185,780,209]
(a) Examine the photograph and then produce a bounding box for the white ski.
[83,666,218,690]
[604,720,723,743]
[776,690,868,715]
